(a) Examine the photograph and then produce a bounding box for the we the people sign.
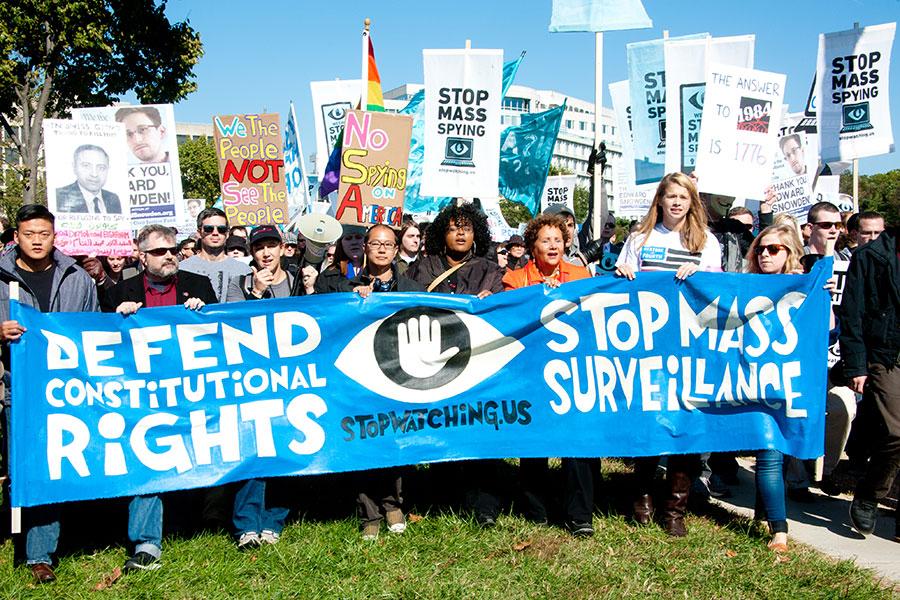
[335,110,413,227]
[213,113,289,226]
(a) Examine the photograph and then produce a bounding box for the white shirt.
[616,224,722,273]
[79,185,108,214]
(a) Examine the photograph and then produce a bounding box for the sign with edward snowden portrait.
[10,261,832,507]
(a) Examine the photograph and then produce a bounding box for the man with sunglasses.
[179,208,252,302]
[0,204,99,584]
[805,202,852,260]
[100,224,216,572]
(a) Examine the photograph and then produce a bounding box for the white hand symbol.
[397,315,460,378]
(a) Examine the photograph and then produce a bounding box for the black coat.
[405,254,503,295]
[838,230,900,376]
[100,270,218,312]
[317,263,424,294]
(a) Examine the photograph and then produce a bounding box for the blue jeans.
[232,479,289,535]
[755,450,788,534]
[24,504,60,566]
[129,495,163,558]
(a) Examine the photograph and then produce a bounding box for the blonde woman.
[615,172,721,537]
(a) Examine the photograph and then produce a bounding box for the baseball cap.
[543,204,576,220]
[506,234,525,247]
[248,225,283,246]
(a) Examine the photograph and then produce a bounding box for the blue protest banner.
[10,263,831,507]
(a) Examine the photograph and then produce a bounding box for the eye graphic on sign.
[335,307,524,403]
[688,90,704,111]
[327,106,347,121]
[845,106,866,123]
[449,142,469,157]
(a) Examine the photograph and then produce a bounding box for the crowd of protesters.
[0,167,897,583]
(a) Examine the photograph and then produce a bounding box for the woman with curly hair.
[406,202,502,297]
[615,172,721,537]
[502,213,596,535]
[405,202,504,527]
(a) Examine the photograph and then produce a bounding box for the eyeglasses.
[813,221,841,230]
[125,125,159,139]
[144,246,178,257]
[201,225,229,235]
[366,241,397,250]
[754,244,788,256]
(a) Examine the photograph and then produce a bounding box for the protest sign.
[283,102,311,220]
[422,49,503,198]
[178,198,205,240]
[770,129,815,223]
[335,110,413,227]
[816,23,895,162]
[10,262,831,507]
[479,196,522,242]
[541,175,576,214]
[627,34,706,185]
[664,35,755,175]
[813,175,842,210]
[43,119,133,256]
[609,80,654,219]
[72,104,184,228]
[213,113,289,226]
[695,65,786,199]
[310,80,361,177]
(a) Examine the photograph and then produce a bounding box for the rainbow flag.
[364,35,385,112]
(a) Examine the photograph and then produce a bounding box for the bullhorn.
[297,213,343,264]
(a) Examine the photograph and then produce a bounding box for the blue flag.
[10,263,831,507]
[404,53,525,215]
[549,0,653,33]
[498,104,566,216]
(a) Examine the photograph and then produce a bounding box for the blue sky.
[163,0,899,175]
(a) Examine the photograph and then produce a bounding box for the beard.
[146,261,178,280]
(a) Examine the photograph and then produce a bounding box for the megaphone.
[297,213,343,265]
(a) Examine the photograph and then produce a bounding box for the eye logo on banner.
[841,102,873,132]
[443,137,475,167]
[323,103,351,147]
[736,98,772,133]
[336,308,523,403]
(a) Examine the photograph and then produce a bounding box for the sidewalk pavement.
[711,459,899,584]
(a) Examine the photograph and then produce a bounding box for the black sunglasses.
[202,225,229,235]
[754,244,788,256]
[144,246,178,257]
[497,248,508,255]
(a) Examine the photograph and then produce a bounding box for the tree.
[178,137,219,204]
[0,0,203,205]
[840,169,900,226]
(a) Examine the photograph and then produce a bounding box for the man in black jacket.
[101,224,216,571]
[839,227,899,538]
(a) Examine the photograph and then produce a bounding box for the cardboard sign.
[816,23,895,162]
[335,110,413,227]
[422,49,503,198]
[695,64,786,198]
[770,127,815,223]
[43,119,133,256]
[72,104,184,228]
[213,113,289,226]
[540,175,576,214]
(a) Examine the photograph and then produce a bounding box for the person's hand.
[824,275,838,293]
[476,290,493,299]
[615,264,636,280]
[301,265,318,287]
[761,185,776,214]
[849,375,867,394]
[543,278,561,289]
[1,319,25,341]
[81,256,106,285]
[397,315,460,378]
[116,301,142,315]
[353,285,373,299]
[184,298,205,310]
[675,263,699,280]
[251,266,274,296]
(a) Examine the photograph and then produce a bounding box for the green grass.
[0,462,896,599]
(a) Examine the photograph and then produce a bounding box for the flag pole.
[852,21,861,213]
[592,32,606,239]
[361,18,371,111]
